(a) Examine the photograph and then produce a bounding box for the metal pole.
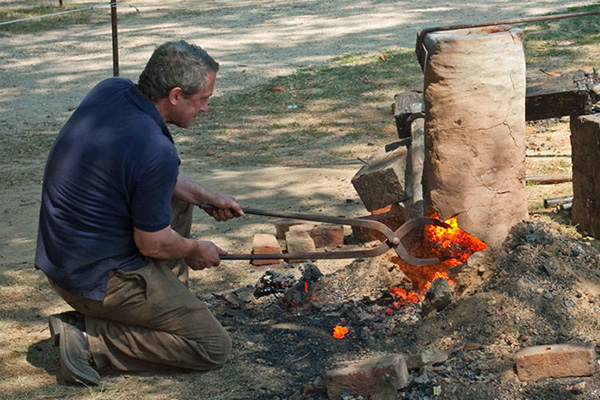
[111,0,119,76]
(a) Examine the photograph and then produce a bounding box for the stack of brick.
[251,220,344,265]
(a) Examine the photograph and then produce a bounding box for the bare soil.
[2,1,600,399]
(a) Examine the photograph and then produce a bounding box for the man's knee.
[205,330,232,368]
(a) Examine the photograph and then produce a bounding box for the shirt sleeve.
[130,144,179,232]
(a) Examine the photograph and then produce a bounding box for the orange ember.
[332,325,349,339]
[425,211,488,267]
[387,209,488,309]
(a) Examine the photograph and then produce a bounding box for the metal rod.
[111,0,119,76]
[526,174,572,185]
[544,195,573,208]
[200,204,399,244]
[416,10,600,70]
[557,202,572,212]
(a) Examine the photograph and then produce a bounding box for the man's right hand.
[134,226,227,269]
[185,240,228,270]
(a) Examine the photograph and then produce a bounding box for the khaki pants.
[49,200,231,372]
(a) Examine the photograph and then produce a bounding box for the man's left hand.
[202,192,243,221]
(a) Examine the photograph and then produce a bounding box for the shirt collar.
[126,82,174,144]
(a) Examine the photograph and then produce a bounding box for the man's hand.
[202,191,244,221]
[172,175,243,221]
[134,227,227,269]
[185,240,228,270]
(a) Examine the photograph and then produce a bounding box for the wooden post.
[571,114,600,237]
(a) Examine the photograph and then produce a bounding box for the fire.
[332,325,349,339]
[425,211,488,267]
[387,210,488,309]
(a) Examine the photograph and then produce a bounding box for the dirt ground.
[2,0,600,399]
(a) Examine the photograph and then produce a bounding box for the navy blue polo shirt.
[35,77,180,301]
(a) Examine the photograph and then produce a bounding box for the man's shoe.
[49,313,101,386]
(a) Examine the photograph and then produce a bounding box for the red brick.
[308,224,344,248]
[325,354,409,399]
[251,233,282,266]
[274,219,313,239]
[515,343,596,381]
[285,228,316,263]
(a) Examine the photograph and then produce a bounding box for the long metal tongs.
[201,204,450,266]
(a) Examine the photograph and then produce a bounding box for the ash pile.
[201,218,600,400]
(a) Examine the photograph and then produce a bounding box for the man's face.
[170,69,217,128]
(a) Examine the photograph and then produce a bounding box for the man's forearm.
[134,226,197,260]
[172,174,211,205]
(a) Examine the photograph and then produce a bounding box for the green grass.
[523,4,600,66]
[181,49,422,167]
[220,50,421,117]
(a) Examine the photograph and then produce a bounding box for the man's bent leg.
[50,260,231,372]
[165,198,194,285]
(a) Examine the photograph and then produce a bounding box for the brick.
[351,144,412,212]
[275,219,313,239]
[515,343,596,381]
[308,224,344,248]
[251,233,282,266]
[325,354,409,399]
[285,228,316,263]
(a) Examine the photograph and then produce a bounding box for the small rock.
[568,381,586,394]
[412,372,430,384]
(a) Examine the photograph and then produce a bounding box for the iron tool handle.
[199,203,400,244]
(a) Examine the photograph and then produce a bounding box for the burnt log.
[570,114,600,237]
[526,70,600,121]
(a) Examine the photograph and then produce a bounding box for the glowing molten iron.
[425,211,488,267]
[332,325,349,339]
[389,211,488,308]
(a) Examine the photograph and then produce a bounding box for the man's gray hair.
[138,40,219,102]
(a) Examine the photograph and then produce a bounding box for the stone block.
[351,143,412,212]
[515,343,596,381]
[251,233,282,266]
[325,354,409,399]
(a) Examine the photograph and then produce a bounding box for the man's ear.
[168,87,184,105]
